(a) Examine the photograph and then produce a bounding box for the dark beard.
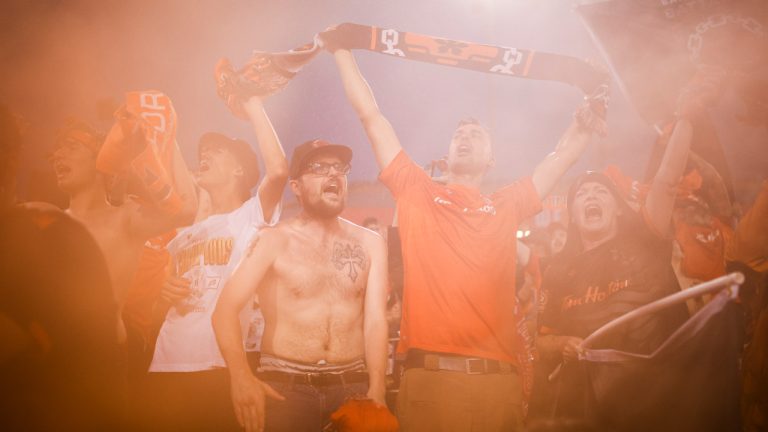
[301,196,345,219]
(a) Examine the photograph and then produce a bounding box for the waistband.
[404,350,517,375]
[258,353,366,374]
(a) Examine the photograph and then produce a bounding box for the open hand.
[231,373,285,432]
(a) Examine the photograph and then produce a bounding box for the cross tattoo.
[332,242,366,282]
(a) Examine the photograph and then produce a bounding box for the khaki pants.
[397,367,524,431]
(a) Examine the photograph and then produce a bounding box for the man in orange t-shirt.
[331,48,598,431]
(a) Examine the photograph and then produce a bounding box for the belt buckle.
[465,358,485,374]
[424,354,440,371]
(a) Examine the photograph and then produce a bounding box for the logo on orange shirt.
[432,195,497,215]
[560,279,630,311]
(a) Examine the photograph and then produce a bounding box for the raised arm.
[127,141,199,238]
[212,229,285,432]
[531,119,593,199]
[644,118,693,236]
[242,96,289,222]
[363,233,389,406]
[332,49,402,169]
[644,65,724,235]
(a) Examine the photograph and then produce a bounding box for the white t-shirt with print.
[149,196,278,372]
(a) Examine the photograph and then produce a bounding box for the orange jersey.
[380,151,541,364]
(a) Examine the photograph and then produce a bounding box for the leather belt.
[404,351,516,375]
[257,370,368,387]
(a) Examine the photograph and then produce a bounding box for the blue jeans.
[262,376,368,431]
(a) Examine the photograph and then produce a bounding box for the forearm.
[244,99,288,220]
[333,49,402,169]
[212,305,252,379]
[646,118,693,234]
[363,235,389,401]
[245,101,289,184]
[333,50,380,120]
[129,143,198,238]
[536,334,568,361]
[532,120,592,198]
[364,316,388,398]
[654,119,693,191]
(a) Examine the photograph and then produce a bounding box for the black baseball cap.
[289,139,352,179]
[565,171,625,212]
[198,132,260,191]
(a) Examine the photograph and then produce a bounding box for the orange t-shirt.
[379,151,542,364]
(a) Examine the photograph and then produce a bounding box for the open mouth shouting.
[584,203,603,222]
[456,142,473,157]
[194,159,211,181]
[198,159,211,173]
[321,179,342,199]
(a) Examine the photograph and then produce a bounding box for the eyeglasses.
[302,162,351,176]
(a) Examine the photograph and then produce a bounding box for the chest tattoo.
[332,241,366,282]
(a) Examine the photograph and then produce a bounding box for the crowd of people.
[0,35,766,432]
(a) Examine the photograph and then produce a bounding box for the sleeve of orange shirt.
[378,150,430,199]
[493,177,543,222]
[727,181,768,272]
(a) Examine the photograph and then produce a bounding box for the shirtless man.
[51,119,197,341]
[213,140,389,432]
[1,106,123,430]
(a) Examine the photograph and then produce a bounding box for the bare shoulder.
[74,200,126,230]
[116,197,148,229]
[251,222,290,250]
[339,218,385,251]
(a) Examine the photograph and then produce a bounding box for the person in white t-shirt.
[146,96,288,431]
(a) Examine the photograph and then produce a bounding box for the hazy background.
[1,0,765,207]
